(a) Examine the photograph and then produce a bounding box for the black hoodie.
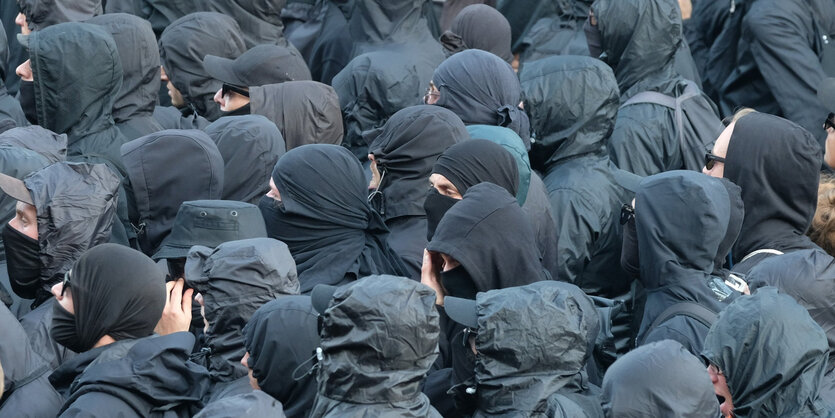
[88,13,164,142]
[282,0,353,84]
[16,0,101,31]
[205,0,296,49]
[347,0,444,59]
[0,21,26,128]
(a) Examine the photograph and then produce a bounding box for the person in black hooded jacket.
[365,105,469,279]
[87,13,164,142]
[347,0,444,61]
[0,21,25,128]
[259,144,409,293]
[281,0,353,84]
[15,0,101,32]
[439,5,512,64]
[104,0,207,39]
[204,0,297,50]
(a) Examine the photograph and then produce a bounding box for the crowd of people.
[2,0,835,417]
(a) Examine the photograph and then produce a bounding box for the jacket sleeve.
[608,105,680,177]
[547,189,601,285]
[59,391,142,418]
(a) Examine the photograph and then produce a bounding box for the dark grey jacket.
[0,20,26,128]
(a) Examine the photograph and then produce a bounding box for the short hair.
[809,175,835,256]
[723,107,757,126]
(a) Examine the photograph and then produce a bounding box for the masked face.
[18,81,37,125]
[441,265,478,300]
[50,296,88,352]
[424,188,459,241]
[3,222,41,288]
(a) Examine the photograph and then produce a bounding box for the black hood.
[713,177,745,278]
[440,4,512,63]
[366,105,469,220]
[0,147,50,261]
[158,12,247,121]
[432,139,520,198]
[205,115,287,204]
[205,0,292,48]
[243,296,319,418]
[602,340,719,417]
[427,182,547,293]
[348,0,439,55]
[16,0,101,31]
[0,126,67,164]
[724,113,821,263]
[520,55,618,170]
[471,281,598,415]
[592,0,681,97]
[250,81,343,151]
[120,130,224,256]
[702,288,830,417]
[88,13,160,123]
[26,22,122,141]
[186,238,300,382]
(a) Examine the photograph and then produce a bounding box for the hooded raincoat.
[347,0,444,60]
[282,0,353,84]
[0,21,26,128]
[440,5,512,63]
[205,0,296,49]
[16,0,101,31]
[194,390,287,418]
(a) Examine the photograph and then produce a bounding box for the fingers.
[164,280,175,303]
[182,288,193,313]
[170,278,184,308]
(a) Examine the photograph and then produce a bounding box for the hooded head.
[602,340,719,417]
[713,178,745,277]
[349,0,432,48]
[87,13,160,123]
[250,81,343,150]
[433,49,531,148]
[432,139,520,202]
[0,126,66,164]
[520,55,619,170]
[16,0,102,31]
[440,4,512,63]
[185,238,299,381]
[591,0,681,95]
[205,0,290,48]
[204,115,286,204]
[702,288,830,417]
[22,22,122,139]
[158,12,247,121]
[366,105,469,220]
[203,44,311,88]
[0,148,50,266]
[723,113,821,262]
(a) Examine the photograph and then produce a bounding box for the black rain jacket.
[282,0,353,84]
[204,0,296,49]
[194,391,287,418]
[16,0,101,31]
[0,21,26,128]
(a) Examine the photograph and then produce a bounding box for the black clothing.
[516,0,591,65]
[250,81,343,151]
[702,288,832,417]
[434,49,531,149]
[204,115,287,204]
[309,275,441,417]
[520,55,640,298]
[120,129,225,256]
[158,12,247,122]
[601,339,720,417]
[0,21,26,128]
[16,0,101,31]
[204,0,295,49]
[185,238,300,386]
[281,0,353,84]
[261,144,408,293]
[153,105,211,131]
[347,0,444,60]
[439,0,495,31]
[440,4,512,63]
[366,105,469,279]
[724,113,822,274]
[87,13,164,142]
[105,0,208,38]
[433,139,519,200]
[194,391,287,418]
[203,44,311,88]
[0,126,66,164]
[243,296,320,418]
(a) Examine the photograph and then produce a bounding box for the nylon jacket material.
[517,0,591,65]
[57,332,212,417]
[520,55,640,297]
[194,391,287,418]
[185,238,300,384]
[105,0,209,38]
[158,12,247,122]
[0,126,66,164]
[0,20,26,128]
[601,339,719,417]
[16,0,101,31]
[495,0,561,52]
[250,81,343,151]
[282,0,353,84]
[27,22,128,169]
[702,288,832,417]
[470,281,601,417]
[120,129,224,256]
[347,0,444,59]
[153,106,211,131]
[205,0,295,49]
[205,115,287,204]
[18,299,75,372]
[88,13,163,142]
[309,275,441,418]
[441,4,512,63]
[0,303,63,417]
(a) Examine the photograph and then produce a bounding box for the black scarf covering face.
[18,81,38,125]
[49,244,166,353]
[3,223,41,297]
[259,144,408,293]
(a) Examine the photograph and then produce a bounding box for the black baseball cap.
[311,284,339,315]
[203,44,312,88]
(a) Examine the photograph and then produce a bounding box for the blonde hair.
[723,107,757,126]
[809,175,835,256]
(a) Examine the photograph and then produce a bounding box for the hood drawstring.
[293,346,323,381]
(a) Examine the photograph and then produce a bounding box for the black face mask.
[441,265,478,300]
[620,217,640,280]
[18,81,38,125]
[424,188,459,241]
[3,223,41,287]
[51,300,86,353]
[584,18,603,59]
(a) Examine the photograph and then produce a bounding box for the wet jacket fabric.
[52,332,212,417]
[440,4,512,63]
[347,0,444,59]
[282,0,353,84]
[439,0,495,31]
[0,21,26,128]
[0,303,63,417]
[365,106,469,279]
[516,0,591,65]
[194,391,287,418]
[594,0,719,177]
[26,22,129,169]
[185,238,300,387]
[520,56,640,297]
[88,14,163,142]
[702,288,832,417]
[105,0,208,38]
[309,275,441,418]
[204,0,295,49]
[204,115,287,204]
[120,130,224,256]
[16,0,101,31]
[634,171,742,354]
[158,13,247,122]
[724,113,822,274]
[260,144,408,293]
[601,339,719,417]
[243,296,320,418]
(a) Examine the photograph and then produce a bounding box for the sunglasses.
[61,269,71,297]
[619,204,635,225]
[221,83,249,98]
[704,152,726,170]
[824,113,835,130]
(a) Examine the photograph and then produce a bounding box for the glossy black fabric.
[104,0,208,37]
[0,126,66,164]
[0,20,26,128]
[16,0,101,31]
[282,0,353,84]
[440,4,512,63]
[205,115,287,204]
[243,296,320,418]
[204,0,295,49]
[434,49,531,149]
[261,144,408,293]
[347,0,444,59]
[366,105,469,278]
[194,390,287,418]
[433,139,519,198]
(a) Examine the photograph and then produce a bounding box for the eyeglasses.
[824,113,835,130]
[423,80,440,104]
[704,152,726,170]
[620,203,635,225]
[61,269,71,297]
[221,83,250,98]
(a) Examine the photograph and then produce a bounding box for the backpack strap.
[622,91,676,108]
[740,249,784,263]
[639,301,718,346]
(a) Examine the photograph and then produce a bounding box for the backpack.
[637,302,718,347]
[621,81,724,172]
